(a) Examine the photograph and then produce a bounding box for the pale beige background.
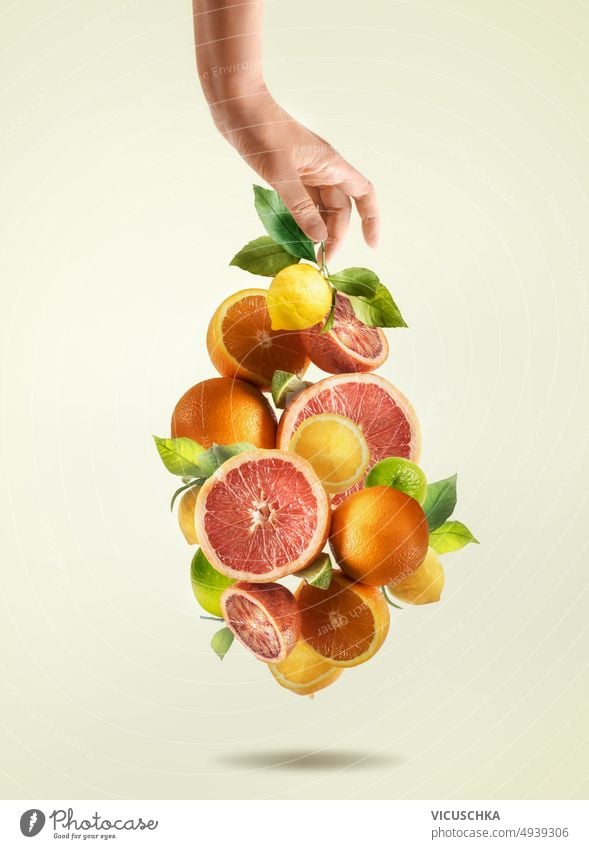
[1,0,588,800]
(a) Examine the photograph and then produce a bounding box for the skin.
[193,0,380,261]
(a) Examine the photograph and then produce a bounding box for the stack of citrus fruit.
[154,185,478,697]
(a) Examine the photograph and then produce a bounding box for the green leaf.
[170,478,205,511]
[349,283,408,328]
[153,435,205,477]
[328,267,380,299]
[199,442,256,477]
[429,521,479,553]
[320,289,337,335]
[296,553,333,589]
[423,474,458,531]
[230,235,299,276]
[210,627,234,660]
[253,185,317,262]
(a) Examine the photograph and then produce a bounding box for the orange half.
[207,289,310,390]
[295,571,390,667]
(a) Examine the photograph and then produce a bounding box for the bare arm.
[193,0,379,260]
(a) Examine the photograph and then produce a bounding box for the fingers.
[336,166,380,249]
[270,175,328,243]
[319,186,352,262]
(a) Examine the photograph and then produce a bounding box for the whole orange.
[171,377,276,449]
[329,485,429,586]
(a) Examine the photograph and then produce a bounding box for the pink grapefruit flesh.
[277,374,421,506]
[303,293,389,374]
[195,450,331,582]
[221,582,301,662]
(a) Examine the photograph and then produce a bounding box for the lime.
[365,457,427,504]
[267,264,332,330]
[190,549,235,617]
[296,553,333,589]
[271,370,311,410]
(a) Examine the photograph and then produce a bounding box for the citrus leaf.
[153,435,205,477]
[348,283,408,328]
[230,235,299,276]
[328,267,380,298]
[170,478,205,511]
[320,288,337,335]
[253,185,317,262]
[296,553,333,589]
[429,520,479,553]
[211,442,256,468]
[423,474,458,531]
[210,627,234,660]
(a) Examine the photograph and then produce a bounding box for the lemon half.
[289,413,370,494]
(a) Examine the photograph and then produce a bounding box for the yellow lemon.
[178,486,201,544]
[288,413,370,494]
[268,639,342,696]
[267,264,332,330]
[388,547,445,605]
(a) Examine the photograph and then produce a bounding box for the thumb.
[271,177,328,243]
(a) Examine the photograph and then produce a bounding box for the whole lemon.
[267,264,332,330]
[388,547,445,605]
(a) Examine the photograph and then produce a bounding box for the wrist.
[206,84,277,135]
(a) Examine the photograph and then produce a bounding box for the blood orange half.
[277,373,421,506]
[303,293,389,374]
[195,450,331,582]
[221,582,300,662]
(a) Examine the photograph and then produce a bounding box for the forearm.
[193,0,268,129]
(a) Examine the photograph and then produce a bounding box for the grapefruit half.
[277,373,421,505]
[195,450,331,582]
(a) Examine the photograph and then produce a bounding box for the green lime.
[271,370,311,409]
[296,553,333,590]
[366,457,427,504]
[190,549,235,617]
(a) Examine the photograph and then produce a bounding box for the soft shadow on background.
[216,749,405,773]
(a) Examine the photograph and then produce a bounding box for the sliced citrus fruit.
[171,377,276,449]
[295,571,390,667]
[269,639,342,696]
[330,485,429,587]
[271,369,311,409]
[277,373,421,505]
[303,293,389,373]
[388,547,445,605]
[220,581,300,662]
[195,449,331,582]
[288,413,370,494]
[207,289,309,390]
[191,549,236,617]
